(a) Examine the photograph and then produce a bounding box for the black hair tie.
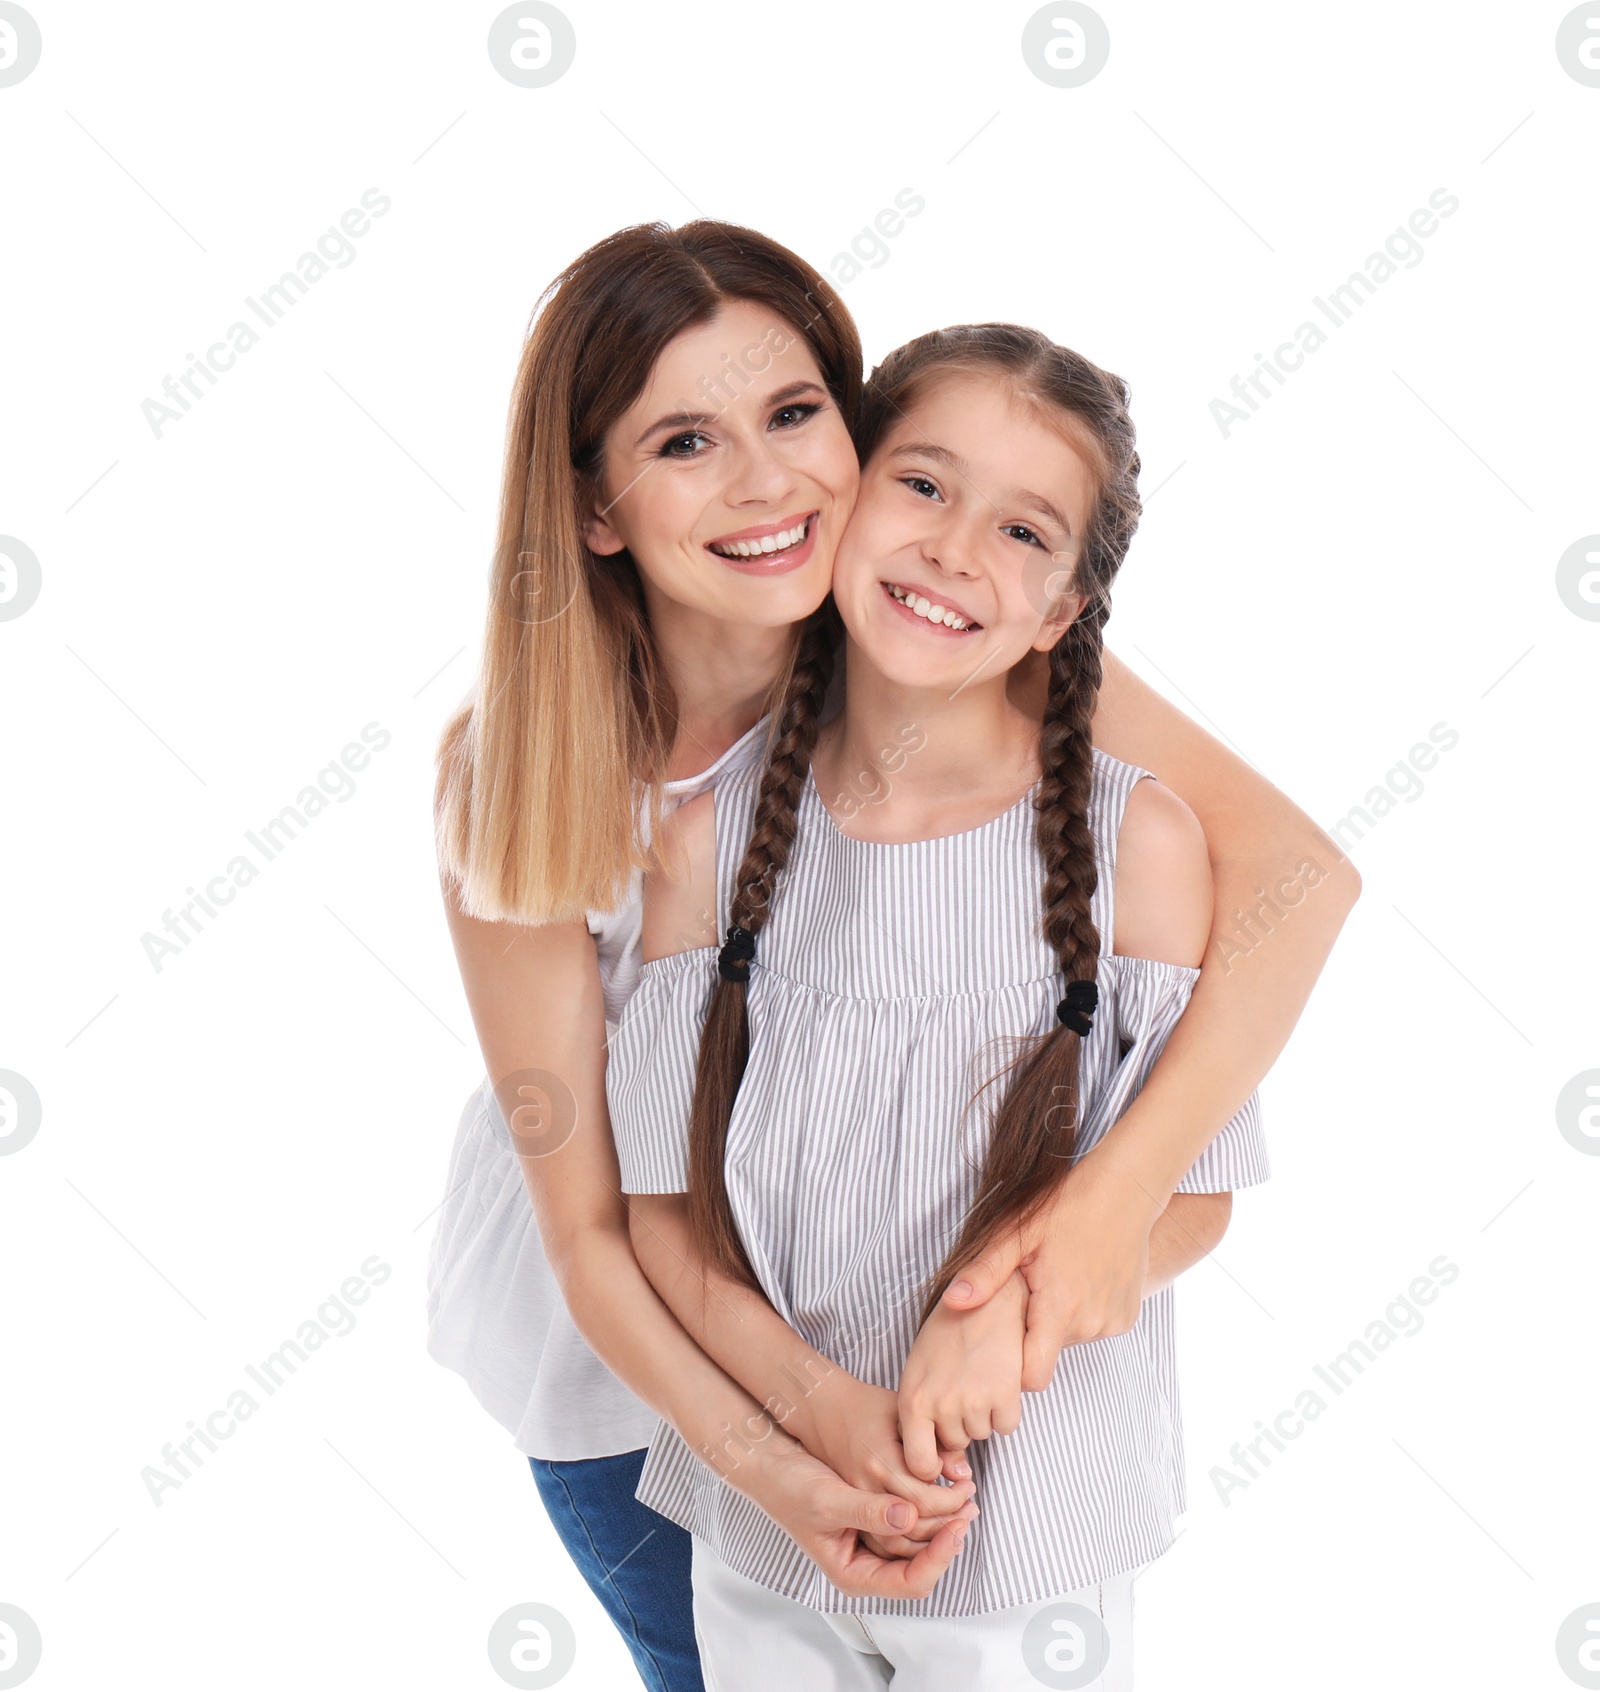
[1056,978,1098,1036]
[718,925,757,983]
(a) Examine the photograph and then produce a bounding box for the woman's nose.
[726,433,794,504]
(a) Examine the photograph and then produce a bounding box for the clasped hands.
[766,1169,1156,1587]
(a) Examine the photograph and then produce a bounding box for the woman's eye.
[770,402,821,429]
[1003,523,1044,547]
[660,431,710,459]
[900,475,941,500]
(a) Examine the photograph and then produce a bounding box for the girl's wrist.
[690,1404,791,1501]
[767,1353,861,1456]
[743,1420,813,1508]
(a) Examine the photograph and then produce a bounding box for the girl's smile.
[834,369,1097,689]
[880,579,982,634]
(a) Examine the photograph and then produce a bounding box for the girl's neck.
[814,636,1043,843]
[645,587,794,781]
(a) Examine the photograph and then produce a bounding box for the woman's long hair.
[684,325,1142,1303]
[435,221,861,923]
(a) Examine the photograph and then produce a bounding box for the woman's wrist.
[1064,1136,1174,1226]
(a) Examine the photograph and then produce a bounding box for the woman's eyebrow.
[635,409,713,447]
[632,380,826,449]
[893,442,1073,535]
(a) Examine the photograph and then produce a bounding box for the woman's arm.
[958,651,1360,1376]
[1009,643,1361,1161]
[1088,647,1361,1183]
[440,879,968,1596]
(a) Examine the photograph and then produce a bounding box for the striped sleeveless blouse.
[608,747,1270,1617]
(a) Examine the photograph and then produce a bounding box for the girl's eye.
[770,402,821,430]
[659,431,711,459]
[900,475,942,501]
[1003,523,1045,547]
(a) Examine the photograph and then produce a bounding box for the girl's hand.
[745,1429,976,1599]
[939,1158,1158,1391]
[797,1370,978,1559]
[898,1269,1029,1481]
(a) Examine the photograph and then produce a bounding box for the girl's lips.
[879,580,982,636]
[704,512,820,577]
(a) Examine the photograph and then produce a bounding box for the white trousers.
[690,1535,1143,1690]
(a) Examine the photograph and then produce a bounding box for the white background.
[2,2,1596,1688]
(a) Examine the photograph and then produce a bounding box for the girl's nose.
[921,511,985,579]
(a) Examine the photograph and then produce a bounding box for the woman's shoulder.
[1109,772,1210,967]
[641,790,719,963]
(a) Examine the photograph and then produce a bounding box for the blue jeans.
[528,1448,703,1692]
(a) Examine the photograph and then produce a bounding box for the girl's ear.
[1031,588,1087,653]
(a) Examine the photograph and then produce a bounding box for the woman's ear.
[582,500,627,557]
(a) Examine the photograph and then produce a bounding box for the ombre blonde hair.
[435,222,861,923]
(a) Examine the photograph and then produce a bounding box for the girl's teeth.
[885,582,972,630]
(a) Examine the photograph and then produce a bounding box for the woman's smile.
[705,510,820,574]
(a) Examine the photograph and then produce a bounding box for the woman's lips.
[704,511,820,576]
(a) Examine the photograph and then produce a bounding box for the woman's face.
[831,369,1098,693]
[585,299,860,631]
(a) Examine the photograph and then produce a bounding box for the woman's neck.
[645,587,795,781]
[813,636,1043,843]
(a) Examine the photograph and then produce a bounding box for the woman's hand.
[898,1268,1029,1480]
[939,1157,1159,1392]
[793,1368,978,1558]
[744,1425,976,1600]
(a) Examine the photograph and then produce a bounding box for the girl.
[426,223,1358,1690]
[609,325,1273,1686]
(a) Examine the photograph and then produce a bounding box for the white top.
[423,715,774,1460]
[608,749,1270,1613]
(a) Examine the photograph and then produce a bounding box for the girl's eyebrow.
[1015,489,1073,536]
[633,380,827,448]
[892,441,1073,536]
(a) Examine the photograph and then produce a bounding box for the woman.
[426,220,1359,1691]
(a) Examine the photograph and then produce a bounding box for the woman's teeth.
[885,582,975,631]
[709,519,810,559]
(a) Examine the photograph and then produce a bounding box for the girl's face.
[584,299,860,631]
[831,369,1098,692]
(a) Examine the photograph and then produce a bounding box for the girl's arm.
[440,879,968,1598]
[626,791,976,1554]
[953,651,1360,1384]
[628,1191,977,1557]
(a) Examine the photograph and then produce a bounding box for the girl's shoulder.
[1103,756,1211,967]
